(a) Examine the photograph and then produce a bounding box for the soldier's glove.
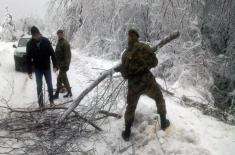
[114,66,122,72]
[110,68,123,79]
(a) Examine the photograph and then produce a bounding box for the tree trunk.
[57,31,180,124]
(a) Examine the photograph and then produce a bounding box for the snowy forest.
[0,0,234,154]
[49,0,235,120]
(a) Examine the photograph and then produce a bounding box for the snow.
[0,41,235,155]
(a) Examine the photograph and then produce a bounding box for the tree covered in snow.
[196,0,235,113]
[49,0,199,57]
[0,7,16,41]
[14,16,46,35]
[48,0,235,117]
[48,0,83,41]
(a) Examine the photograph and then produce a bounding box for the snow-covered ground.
[0,41,235,155]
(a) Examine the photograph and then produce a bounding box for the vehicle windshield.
[18,38,30,47]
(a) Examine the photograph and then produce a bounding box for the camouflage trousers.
[125,71,167,125]
[57,69,71,90]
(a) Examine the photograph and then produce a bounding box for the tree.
[0,7,16,41]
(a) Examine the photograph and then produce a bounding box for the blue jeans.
[35,68,54,107]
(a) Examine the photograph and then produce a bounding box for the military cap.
[128,29,140,38]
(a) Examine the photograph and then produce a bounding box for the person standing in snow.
[26,26,58,108]
[53,30,72,99]
[115,29,170,141]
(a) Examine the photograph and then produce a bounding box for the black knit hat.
[31,26,40,35]
[57,29,64,34]
[128,29,139,38]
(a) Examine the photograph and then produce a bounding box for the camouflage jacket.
[119,42,158,79]
[55,38,71,69]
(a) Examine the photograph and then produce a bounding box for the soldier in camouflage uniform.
[115,29,170,141]
[53,30,72,99]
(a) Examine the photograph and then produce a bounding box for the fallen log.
[151,31,180,52]
[57,31,180,123]
[9,107,71,113]
[0,100,74,113]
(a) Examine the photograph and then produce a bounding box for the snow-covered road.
[0,41,234,155]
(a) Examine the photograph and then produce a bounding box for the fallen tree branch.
[57,31,180,123]
[75,115,103,131]
[0,100,73,113]
[57,63,121,123]
[9,107,69,113]
[160,86,175,96]
[99,110,122,119]
[181,95,235,125]
[0,101,73,115]
[151,31,180,52]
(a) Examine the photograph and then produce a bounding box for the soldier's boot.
[64,88,72,98]
[160,114,170,130]
[53,88,60,100]
[50,100,56,107]
[122,123,132,141]
[53,91,59,100]
[39,103,44,109]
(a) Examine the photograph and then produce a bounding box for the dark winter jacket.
[26,37,57,74]
[55,38,71,71]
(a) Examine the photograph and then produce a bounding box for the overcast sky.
[0,0,49,19]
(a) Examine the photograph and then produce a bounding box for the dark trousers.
[57,69,71,91]
[35,68,54,107]
[125,72,167,126]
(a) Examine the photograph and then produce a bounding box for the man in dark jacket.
[26,26,57,108]
[115,29,170,141]
[53,30,72,99]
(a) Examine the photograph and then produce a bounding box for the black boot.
[38,101,44,109]
[63,89,72,98]
[160,114,170,130]
[122,123,131,141]
[50,100,56,107]
[53,91,59,100]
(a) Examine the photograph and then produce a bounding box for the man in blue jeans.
[26,26,58,108]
